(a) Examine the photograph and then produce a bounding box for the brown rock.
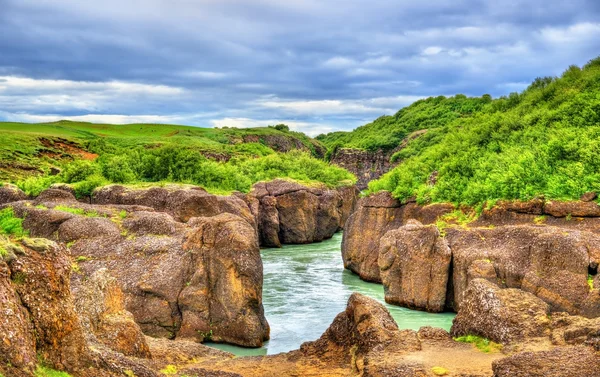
[165,189,220,222]
[492,346,600,377]
[296,293,422,370]
[73,268,151,358]
[378,221,451,312]
[0,184,27,204]
[581,192,598,202]
[182,213,269,347]
[360,191,401,208]
[549,312,600,350]
[276,189,319,244]
[10,204,76,238]
[93,185,170,210]
[35,188,77,203]
[544,200,600,217]
[342,195,453,283]
[122,211,182,236]
[337,185,359,229]
[0,261,37,376]
[257,195,281,247]
[58,217,121,243]
[68,211,269,348]
[7,239,93,374]
[446,226,598,316]
[450,279,551,344]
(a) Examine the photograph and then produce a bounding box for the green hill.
[0,121,353,196]
[367,57,600,206]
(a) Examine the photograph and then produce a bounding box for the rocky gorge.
[1,181,599,376]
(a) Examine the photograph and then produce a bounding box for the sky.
[0,0,599,136]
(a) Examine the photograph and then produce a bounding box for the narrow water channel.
[208,232,455,356]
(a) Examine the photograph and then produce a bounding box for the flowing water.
[207,232,455,356]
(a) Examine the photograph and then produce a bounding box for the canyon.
[1,182,599,376]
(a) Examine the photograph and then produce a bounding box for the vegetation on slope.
[0,122,354,196]
[363,57,600,205]
[317,95,491,153]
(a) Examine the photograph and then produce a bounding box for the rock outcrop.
[450,279,551,344]
[248,179,358,247]
[342,191,453,282]
[343,192,600,316]
[330,148,396,190]
[447,225,600,316]
[92,182,358,248]
[378,220,451,312]
[492,346,600,377]
[0,184,27,204]
[5,195,270,348]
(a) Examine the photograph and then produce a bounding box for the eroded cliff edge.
[342,191,600,318]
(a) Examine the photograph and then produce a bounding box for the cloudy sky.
[1,0,599,135]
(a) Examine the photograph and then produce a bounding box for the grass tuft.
[0,207,28,238]
[454,335,502,353]
[34,365,72,377]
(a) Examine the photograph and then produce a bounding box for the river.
[207,232,455,356]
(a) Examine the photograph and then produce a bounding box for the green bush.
[0,207,27,238]
[61,160,100,183]
[16,175,60,196]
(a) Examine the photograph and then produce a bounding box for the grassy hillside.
[0,121,353,196]
[366,57,600,206]
[316,95,491,153]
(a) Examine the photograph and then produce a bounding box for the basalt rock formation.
[342,191,453,283]
[246,179,359,247]
[378,220,451,312]
[330,148,396,190]
[92,181,358,248]
[329,131,427,190]
[4,190,270,348]
[342,193,600,317]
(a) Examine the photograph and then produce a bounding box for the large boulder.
[0,239,94,377]
[450,279,551,344]
[248,180,358,246]
[342,191,453,283]
[69,212,270,347]
[73,268,151,358]
[446,225,599,316]
[0,184,27,204]
[378,220,451,312]
[492,346,600,377]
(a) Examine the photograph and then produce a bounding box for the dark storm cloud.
[0,0,599,134]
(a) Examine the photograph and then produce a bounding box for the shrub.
[61,160,100,183]
[0,207,27,238]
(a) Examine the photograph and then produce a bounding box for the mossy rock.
[22,237,57,253]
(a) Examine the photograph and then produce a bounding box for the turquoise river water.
[207,232,455,356]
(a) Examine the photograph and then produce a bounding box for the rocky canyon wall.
[342,191,600,317]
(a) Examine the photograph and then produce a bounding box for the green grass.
[0,207,28,238]
[435,209,476,236]
[1,122,353,196]
[53,205,103,217]
[454,335,502,353]
[159,365,178,375]
[588,275,595,291]
[34,365,72,377]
